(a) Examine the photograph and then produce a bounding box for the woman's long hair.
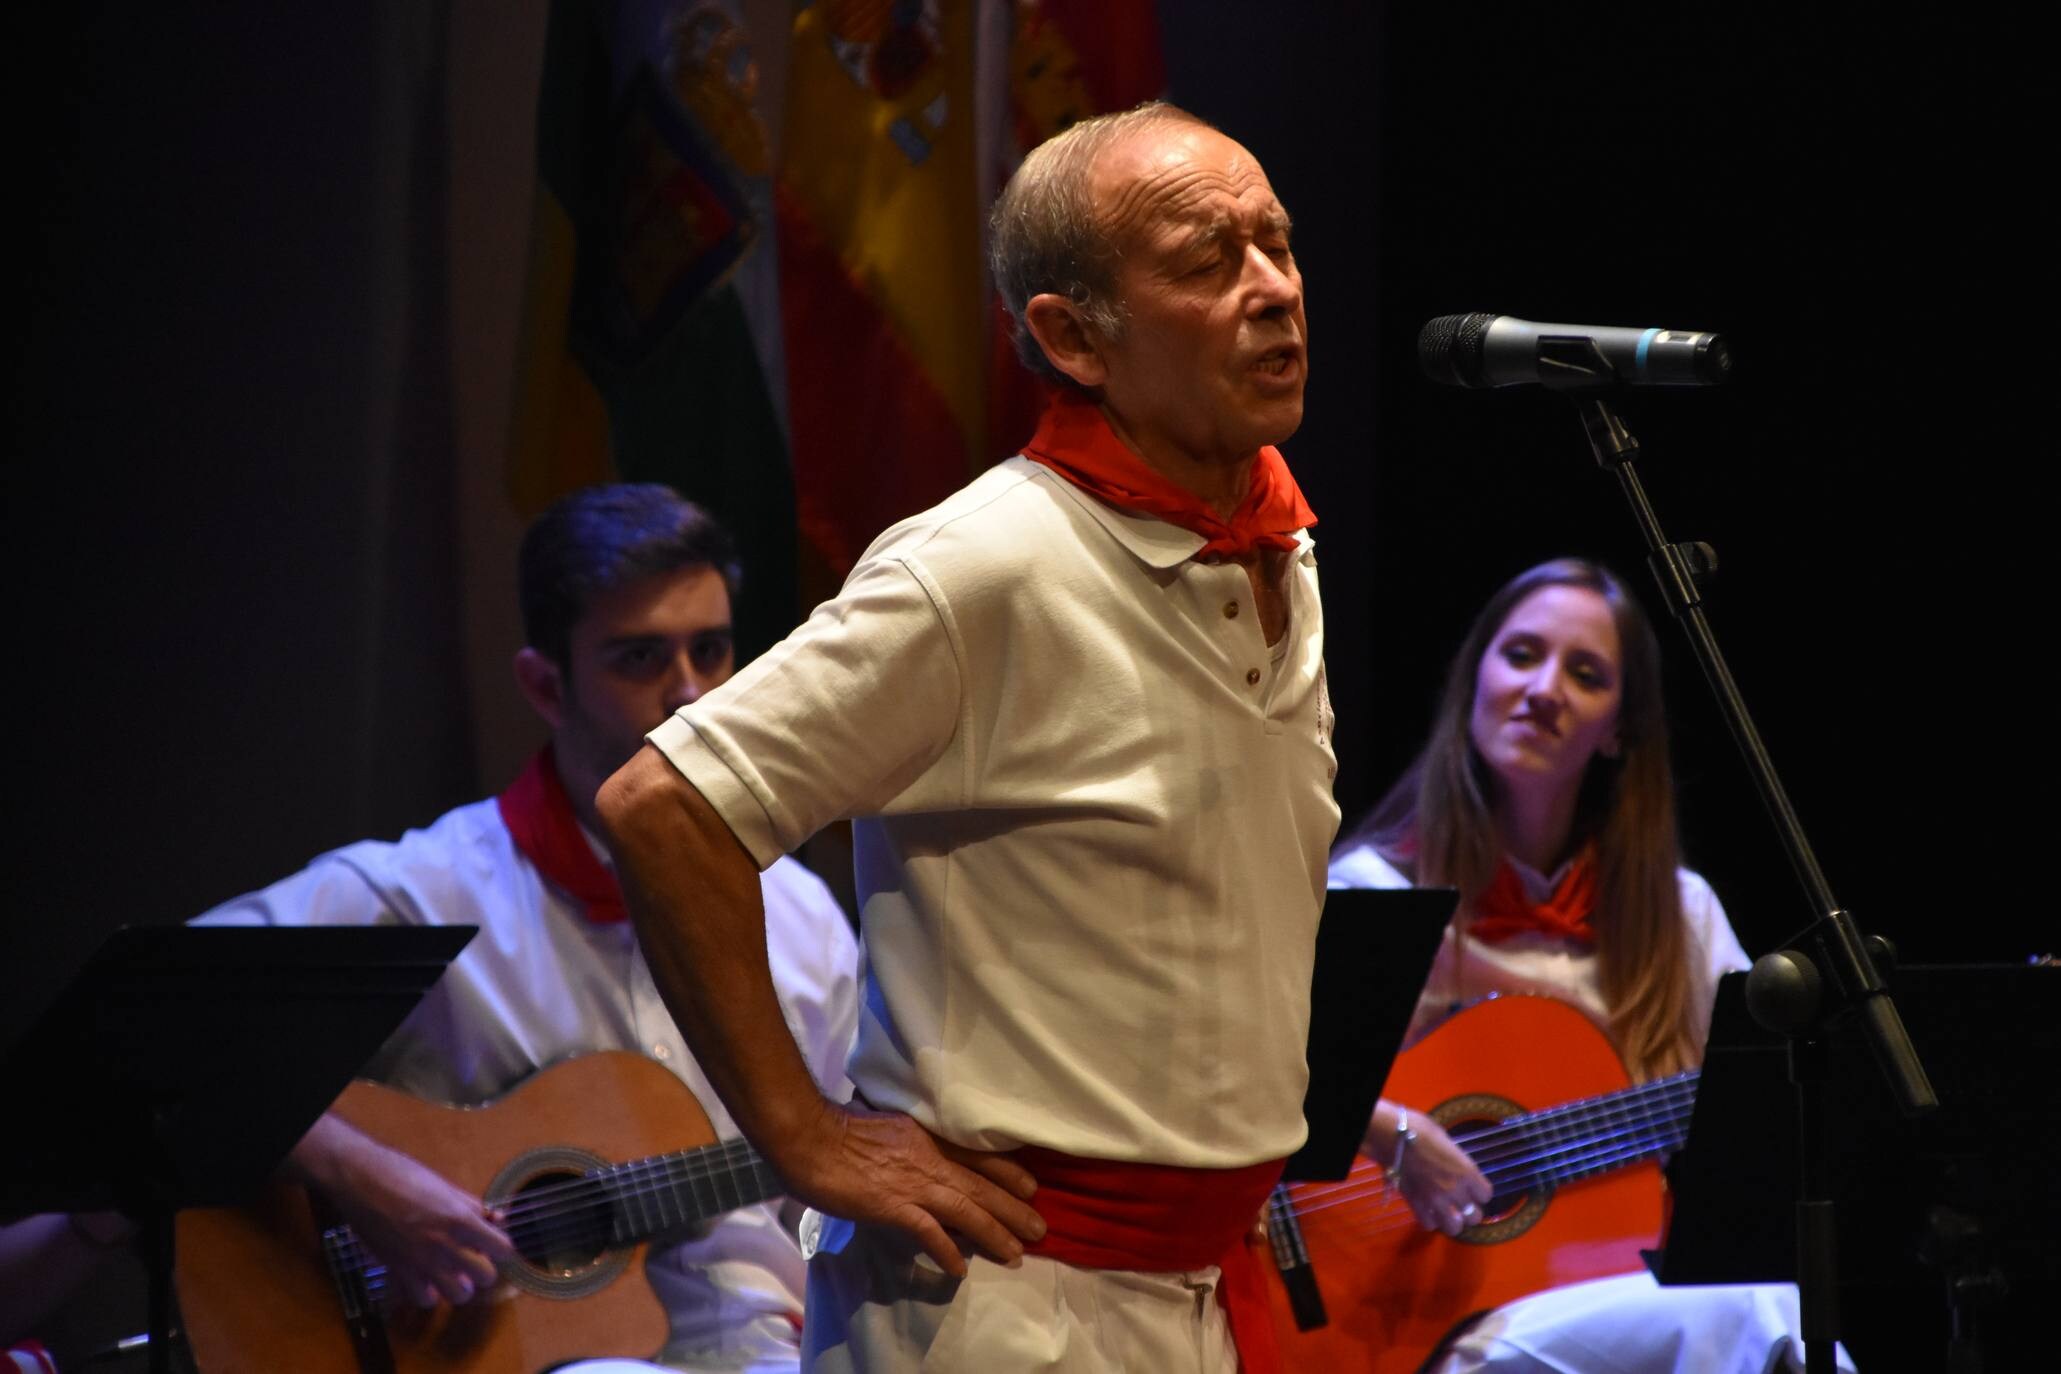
[1344,559,1700,1079]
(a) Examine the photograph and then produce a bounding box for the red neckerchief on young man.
[1018,1146,1286,1374]
[1022,389,1317,560]
[1469,849,1599,945]
[496,746,626,925]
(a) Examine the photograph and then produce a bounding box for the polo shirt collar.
[1021,459,1314,570]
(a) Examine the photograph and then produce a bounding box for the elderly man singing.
[600,102,1338,1373]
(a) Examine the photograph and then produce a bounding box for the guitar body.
[1265,996,1665,1373]
[178,1052,720,1374]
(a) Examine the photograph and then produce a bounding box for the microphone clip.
[1535,335,1625,393]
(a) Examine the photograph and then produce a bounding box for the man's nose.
[663,655,707,712]
[1243,245,1301,313]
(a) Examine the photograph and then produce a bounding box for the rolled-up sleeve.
[649,553,967,868]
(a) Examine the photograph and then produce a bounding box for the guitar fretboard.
[602,1137,784,1245]
[1456,1068,1699,1194]
[320,1134,784,1306]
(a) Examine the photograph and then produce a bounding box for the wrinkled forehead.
[1092,125,1287,249]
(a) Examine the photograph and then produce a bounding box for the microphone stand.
[1535,338,1938,1374]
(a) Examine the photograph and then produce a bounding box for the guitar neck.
[1458,1068,1700,1193]
[598,1137,784,1246]
[319,1136,785,1294]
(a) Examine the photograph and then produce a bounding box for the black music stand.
[0,924,474,1373]
[1653,964,2060,1371]
[1286,885,1457,1181]
[1268,885,1454,1333]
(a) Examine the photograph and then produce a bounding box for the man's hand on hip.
[777,1099,1045,1277]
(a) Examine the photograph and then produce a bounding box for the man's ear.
[513,647,567,732]
[1023,293,1109,389]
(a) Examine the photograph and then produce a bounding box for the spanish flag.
[510,1,1164,633]
[778,0,1165,602]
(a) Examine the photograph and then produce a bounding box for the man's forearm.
[597,744,831,1163]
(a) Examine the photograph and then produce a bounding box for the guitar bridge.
[1264,1183,1330,1331]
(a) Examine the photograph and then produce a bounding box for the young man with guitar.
[185,485,860,1372]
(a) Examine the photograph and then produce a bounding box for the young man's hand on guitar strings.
[289,1115,516,1307]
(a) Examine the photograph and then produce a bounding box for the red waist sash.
[1018,1146,1284,1374]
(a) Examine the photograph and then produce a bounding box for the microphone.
[1419,313,1731,389]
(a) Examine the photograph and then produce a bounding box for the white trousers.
[1434,1272,1858,1374]
[800,1224,1238,1373]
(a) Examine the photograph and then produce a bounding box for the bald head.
[1008,114,1307,474]
[989,101,1216,387]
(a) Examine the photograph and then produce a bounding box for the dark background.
[1162,5,2037,969]
[8,1,2042,1362]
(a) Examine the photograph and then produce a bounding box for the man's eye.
[690,634,734,672]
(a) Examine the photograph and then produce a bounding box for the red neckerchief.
[496,746,626,925]
[1017,1146,1286,1374]
[1469,850,1598,945]
[1022,390,1316,560]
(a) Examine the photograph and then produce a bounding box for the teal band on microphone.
[1635,327,1660,373]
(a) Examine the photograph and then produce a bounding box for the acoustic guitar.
[1260,995,1699,1372]
[176,1052,782,1373]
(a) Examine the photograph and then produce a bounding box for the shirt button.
[650,1043,672,1060]
[1246,668,1262,686]
[1223,600,1240,619]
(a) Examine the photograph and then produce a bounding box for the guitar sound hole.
[504,1168,612,1275]
[1482,1188,1529,1220]
[1450,1114,1530,1222]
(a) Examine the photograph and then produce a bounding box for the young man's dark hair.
[518,483,743,670]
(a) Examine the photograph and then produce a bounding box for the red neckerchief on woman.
[496,746,626,924]
[1022,389,1317,559]
[1469,849,1599,945]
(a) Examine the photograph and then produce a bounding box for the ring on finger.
[1459,1202,1481,1221]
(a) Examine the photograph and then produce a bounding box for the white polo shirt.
[651,457,1340,1167]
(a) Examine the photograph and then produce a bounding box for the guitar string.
[326,1140,783,1285]
[493,1137,769,1221]
[1289,1074,1698,1198]
[334,1154,780,1277]
[1437,1072,1698,1170]
[341,1083,1695,1283]
[1384,1077,1695,1184]
[1285,1121,1693,1228]
[339,1137,1680,1303]
[1286,1094,1696,1218]
[1285,1124,1692,1229]
[1288,1125,1688,1226]
[1284,1083,1697,1220]
[457,1148,778,1259]
[338,1105,1678,1292]
[329,1073,1699,1286]
[490,1142,774,1236]
[1281,1133,1690,1247]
